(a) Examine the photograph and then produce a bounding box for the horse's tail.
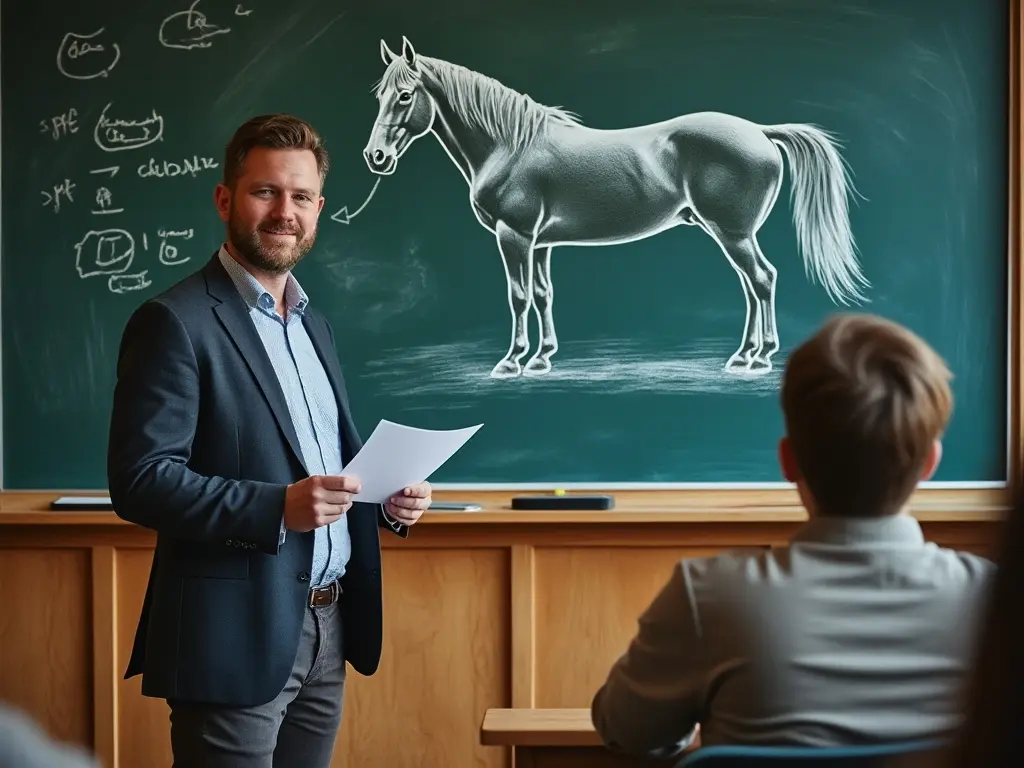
[761,123,869,305]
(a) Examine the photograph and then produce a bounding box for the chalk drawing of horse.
[363,37,869,379]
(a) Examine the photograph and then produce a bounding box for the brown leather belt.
[308,579,342,608]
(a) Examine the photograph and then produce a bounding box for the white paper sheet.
[343,419,483,503]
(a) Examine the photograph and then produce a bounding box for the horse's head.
[364,36,435,176]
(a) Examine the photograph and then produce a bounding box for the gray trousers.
[168,600,346,768]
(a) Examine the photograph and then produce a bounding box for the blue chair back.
[677,739,945,767]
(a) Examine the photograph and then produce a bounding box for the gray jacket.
[591,514,993,759]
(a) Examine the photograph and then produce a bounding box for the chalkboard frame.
[424,2,1024,517]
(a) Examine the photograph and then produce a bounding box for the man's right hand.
[283,475,361,532]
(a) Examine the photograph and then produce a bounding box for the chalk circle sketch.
[94,103,164,152]
[57,28,120,80]
[157,228,195,265]
[364,37,870,380]
[160,0,232,50]
[74,228,134,278]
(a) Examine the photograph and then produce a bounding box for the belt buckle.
[308,580,339,608]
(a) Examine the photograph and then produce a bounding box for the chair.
[676,739,945,767]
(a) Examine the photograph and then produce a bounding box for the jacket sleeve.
[107,298,287,555]
[590,561,703,759]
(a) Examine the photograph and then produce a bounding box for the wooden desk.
[480,707,697,767]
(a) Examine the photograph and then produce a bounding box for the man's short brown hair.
[780,312,953,518]
[222,114,330,189]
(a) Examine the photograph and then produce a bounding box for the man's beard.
[228,210,317,275]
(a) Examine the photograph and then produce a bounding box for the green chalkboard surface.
[1,0,1011,489]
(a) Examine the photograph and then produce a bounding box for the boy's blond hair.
[781,313,953,517]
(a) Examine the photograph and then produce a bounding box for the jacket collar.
[790,513,925,546]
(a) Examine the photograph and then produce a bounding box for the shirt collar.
[790,513,926,546]
[217,245,308,315]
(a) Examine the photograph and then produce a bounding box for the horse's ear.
[401,36,418,69]
[380,39,397,65]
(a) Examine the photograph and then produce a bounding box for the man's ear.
[778,436,801,483]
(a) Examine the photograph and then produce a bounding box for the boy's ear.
[778,436,800,483]
[920,440,942,481]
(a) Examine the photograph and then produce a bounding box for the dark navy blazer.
[107,253,407,707]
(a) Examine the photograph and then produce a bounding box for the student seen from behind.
[590,312,994,758]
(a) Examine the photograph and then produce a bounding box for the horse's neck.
[425,77,501,180]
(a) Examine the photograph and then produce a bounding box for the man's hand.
[284,475,361,532]
[385,481,431,526]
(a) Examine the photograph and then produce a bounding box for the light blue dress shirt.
[217,246,351,587]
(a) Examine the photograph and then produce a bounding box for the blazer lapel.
[203,256,310,475]
[303,312,364,461]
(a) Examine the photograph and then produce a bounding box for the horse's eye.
[398,91,412,103]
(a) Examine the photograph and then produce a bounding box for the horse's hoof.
[489,360,521,378]
[747,357,773,375]
[724,354,752,373]
[523,357,551,376]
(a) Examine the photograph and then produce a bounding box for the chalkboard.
[0,0,1012,489]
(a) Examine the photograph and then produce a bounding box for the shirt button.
[297,571,310,583]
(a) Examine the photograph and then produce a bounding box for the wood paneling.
[335,548,511,768]
[0,492,1003,768]
[533,547,733,708]
[0,548,93,750]
[115,548,171,768]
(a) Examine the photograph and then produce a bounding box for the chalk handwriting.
[137,156,219,179]
[39,109,79,141]
[95,103,164,153]
[88,166,123,215]
[57,29,121,80]
[40,179,76,213]
[75,228,135,278]
[160,0,231,50]
[157,228,195,265]
[92,187,124,215]
[235,5,252,16]
[109,272,152,294]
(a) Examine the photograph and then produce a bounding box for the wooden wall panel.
[335,547,511,768]
[0,548,93,749]
[532,547,741,708]
[115,548,171,768]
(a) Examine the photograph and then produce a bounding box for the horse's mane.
[374,54,582,151]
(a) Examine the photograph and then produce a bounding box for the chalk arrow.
[331,177,381,224]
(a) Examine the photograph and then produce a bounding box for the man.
[591,313,994,758]
[107,114,432,767]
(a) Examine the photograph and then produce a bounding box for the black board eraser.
[511,494,615,510]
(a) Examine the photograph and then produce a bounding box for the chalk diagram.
[57,28,120,80]
[74,229,151,295]
[94,103,164,153]
[364,38,869,381]
[159,0,234,50]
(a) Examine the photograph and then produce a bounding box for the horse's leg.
[713,232,778,373]
[524,246,556,375]
[748,236,779,369]
[491,221,535,378]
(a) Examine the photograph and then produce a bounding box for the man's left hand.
[385,481,432,526]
